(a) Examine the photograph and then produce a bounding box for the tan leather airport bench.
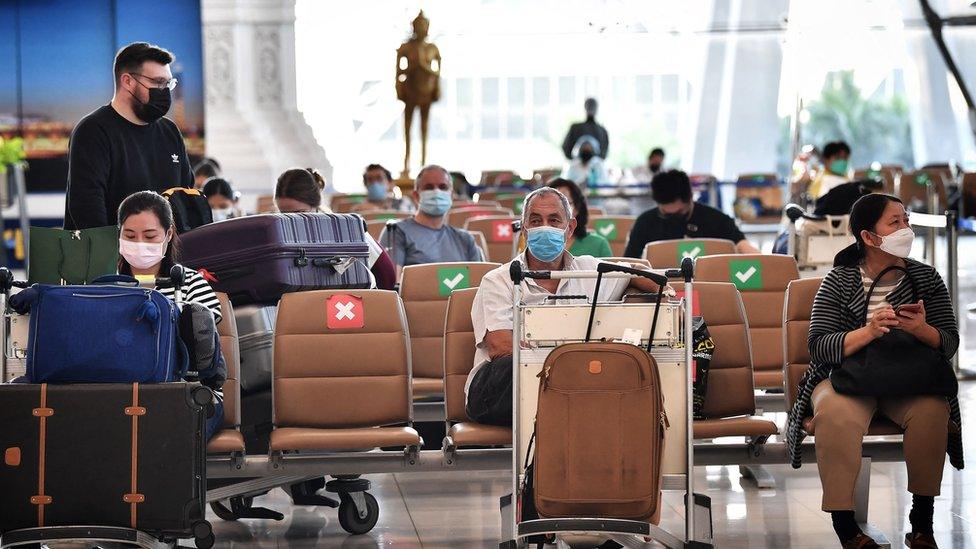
[270,290,421,453]
[696,254,800,390]
[643,238,736,270]
[692,282,778,441]
[466,230,490,262]
[443,287,512,447]
[448,207,513,228]
[783,278,902,436]
[359,210,412,222]
[207,292,246,454]
[587,215,636,256]
[399,262,500,398]
[464,215,521,263]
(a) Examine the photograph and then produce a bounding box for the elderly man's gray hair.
[521,187,573,227]
[414,164,451,190]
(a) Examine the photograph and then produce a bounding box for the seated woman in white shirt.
[464,187,666,426]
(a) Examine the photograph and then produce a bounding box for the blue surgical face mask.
[526,225,566,262]
[418,189,453,217]
[367,181,387,201]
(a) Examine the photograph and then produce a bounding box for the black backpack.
[163,187,213,234]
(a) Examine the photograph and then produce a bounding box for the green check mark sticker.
[438,266,470,296]
[676,241,704,263]
[514,197,525,214]
[729,259,762,290]
[593,219,617,240]
[375,213,397,221]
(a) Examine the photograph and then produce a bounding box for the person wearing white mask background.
[787,193,961,549]
[464,187,667,426]
[379,164,482,274]
[117,191,223,324]
[202,177,244,222]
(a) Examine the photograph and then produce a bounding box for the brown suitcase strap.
[31,383,54,526]
[124,383,147,528]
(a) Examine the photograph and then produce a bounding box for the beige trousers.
[810,379,949,511]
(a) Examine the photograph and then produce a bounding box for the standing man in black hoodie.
[561,97,609,160]
[64,42,192,230]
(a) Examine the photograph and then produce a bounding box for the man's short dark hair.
[649,147,666,158]
[114,42,174,83]
[363,163,393,184]
[651,169,692,204]
[822,141,851,159]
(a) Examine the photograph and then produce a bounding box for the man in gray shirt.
[379,164,483,268]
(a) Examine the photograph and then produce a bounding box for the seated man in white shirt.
[464,187,666,426]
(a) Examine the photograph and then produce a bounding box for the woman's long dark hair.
[833,193,904,267]
[117,191,180,275]
[547,178,589,240]
[276,168,325,210]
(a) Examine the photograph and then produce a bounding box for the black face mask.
[580,149,595,163]
[649,163,662,173]
[657,210,689,222]
[132,87,172,124]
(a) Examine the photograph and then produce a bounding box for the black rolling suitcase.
[0,382,213,547]
[179,213,372,305]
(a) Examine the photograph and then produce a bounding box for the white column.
[202,0,331,202]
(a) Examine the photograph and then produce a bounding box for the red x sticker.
[326,294,364,329]
[491,220,513,242]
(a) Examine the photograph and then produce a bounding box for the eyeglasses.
[130,73,178,91]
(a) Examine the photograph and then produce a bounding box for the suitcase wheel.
[337,492,379,535]
[193,520,214,549]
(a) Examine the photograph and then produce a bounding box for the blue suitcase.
[24,284,183,383]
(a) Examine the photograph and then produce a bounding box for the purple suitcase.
[179,213,372,304]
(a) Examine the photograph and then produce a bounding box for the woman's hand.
[896,299,927,337]
[867,305,900,339]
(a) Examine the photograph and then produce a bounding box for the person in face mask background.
[378,164,482,274]
[808,140,852,199]
[65,42,193,230]
[464,187,667,426]
[202,177,245,221]
[561,97,609,160]
[787,192,961,549]
[117,191,222,323]
[562,135,609,188]
[350,164,416,213]
[623,169,760,257]
[117,191,226,441]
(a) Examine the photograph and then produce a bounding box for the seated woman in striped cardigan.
[787,193,962,549]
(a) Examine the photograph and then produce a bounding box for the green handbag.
[28,226,120,285]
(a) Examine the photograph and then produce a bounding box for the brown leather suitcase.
[533,342,666,522]
[530,263,669,523]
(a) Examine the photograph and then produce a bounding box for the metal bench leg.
[739,465,776,489]
[854,457,891,549]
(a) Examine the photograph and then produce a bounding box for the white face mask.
[119,240,167,270]
[872,227,915,258]
[212,207,233,222]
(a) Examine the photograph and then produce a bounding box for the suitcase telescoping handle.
[586,262,668,352]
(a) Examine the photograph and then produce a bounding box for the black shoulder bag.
[830,265,957,397]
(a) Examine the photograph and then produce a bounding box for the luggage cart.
[501,258,714,549]
[784,204,854,271]
[0,266,216,549]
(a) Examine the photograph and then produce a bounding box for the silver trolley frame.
[502,258,713,549]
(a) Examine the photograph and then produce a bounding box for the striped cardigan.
[786,259,964,470]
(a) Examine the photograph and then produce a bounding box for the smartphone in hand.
[896,303,922,317]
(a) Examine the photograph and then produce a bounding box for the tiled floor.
[210,382,976,548]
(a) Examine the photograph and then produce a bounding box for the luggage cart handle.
[510,260,680,286]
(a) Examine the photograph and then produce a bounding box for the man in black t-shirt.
[64,42,192,230]
[624,169,760,258]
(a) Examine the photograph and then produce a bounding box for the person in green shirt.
[548,178,613,258]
